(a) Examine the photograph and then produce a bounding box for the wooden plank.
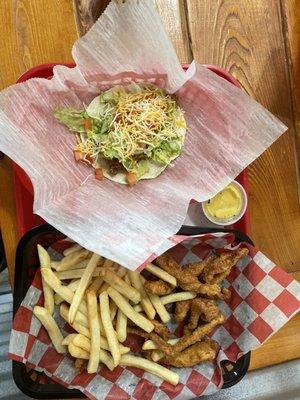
[185,0,300,273]
[154,0,191,63]
[0,0,78,285]
[0,158,18,285]
[281,0,300,189]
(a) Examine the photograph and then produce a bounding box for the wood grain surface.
[0,0,299,375]
[281,0,300,185]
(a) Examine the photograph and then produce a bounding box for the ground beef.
[108,159,125,175]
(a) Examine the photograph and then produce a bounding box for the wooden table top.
[0,0,299,374]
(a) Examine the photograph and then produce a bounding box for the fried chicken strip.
[156,254,230,299]
[187,298,221,331]
[127,319,170,340]
[144,279,173,296]
[174,300,191,323]
[201,248,249,284]
[161,339,217,367]
[184,255,216,276]
[151,320,171,341]
[75,358,86,373]
[128,314,224,356]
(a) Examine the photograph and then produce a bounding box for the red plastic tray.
[14,63,250,237]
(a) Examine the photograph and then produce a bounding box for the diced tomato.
[73,150,83,161]
[79,118,92,131]
[126,172,137,187]
[84,154,93,164]
[94,168,104,181]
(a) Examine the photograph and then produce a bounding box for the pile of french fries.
[33,243,198,385]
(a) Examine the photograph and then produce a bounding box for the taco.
[54,83,186,186]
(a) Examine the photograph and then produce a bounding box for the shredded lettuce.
[152,140,182,165]
[54,108,88,133]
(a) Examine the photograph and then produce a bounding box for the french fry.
[99,291,120,367]
[140,276,170,323]
[87,290,101,373]
[151,349,164,362]
[73,334,91,352]
[54,279,80,305]
[133,304,142,312]
[68,342,89,359]
[70,343,115,372]
[134,291,196,312]
[120,354,179,385]
[151,350,165,362]
[88,276,104,294]
[148,292,170,323]
[55,267,101,280]
[42,268,88,315]
[59,303,90,329]
[69,345,114,371]
[52,259,89,272]
[116,309,127,343]
[51,261,59,270]
[69,253,100,324]
[124,274,131,284]
[102,258,114,269]
[73,334,129,355]
[63,243,82,257]
[118,345,131,355]
[68,279,81,290]
[72,322,90,338]
[72,333,115,371]
[98,309,106,335]
[107,287,154,333]
[116,265,127,278]
[98,266,127,295]
[63,305,89,327]
[70,260,90,270]
[128,271,155,319]
[37,245,54,314]
[145,263,177,286]
[98,282,110,294]
[55,249,91,271]
[60,303,89,328]
[101,269,141,304]
[110,300,118,322]
[160,292,196,304]
[33,306,66,354]
[98,348,115,371]
[61,334,78,346]
[142,338,179,351]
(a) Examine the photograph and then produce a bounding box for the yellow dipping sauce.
[204,183,242,220]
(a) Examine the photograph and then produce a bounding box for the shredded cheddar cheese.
[74,85,186,171]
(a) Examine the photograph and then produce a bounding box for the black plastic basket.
[12,224,251,399]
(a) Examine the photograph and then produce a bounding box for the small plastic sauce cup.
[202,181,248,226]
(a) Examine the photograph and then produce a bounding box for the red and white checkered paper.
[9,233,300,399]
